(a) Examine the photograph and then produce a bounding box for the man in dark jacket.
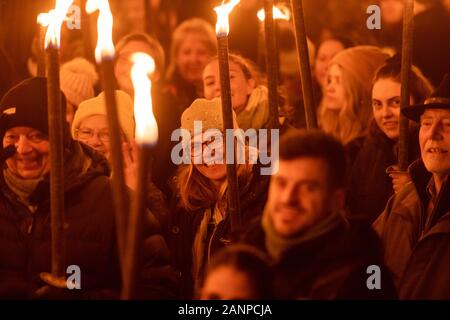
[243,130,396,299]
[0,77,177,299]
[374,74,450,299]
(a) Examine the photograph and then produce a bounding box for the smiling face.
[192,138,227,187]
[266,157,342,237]
[372,78,404,139]
[176,34,211,84]
[3,127,50,179]
[419,108,450,175]
[203,60,256,114]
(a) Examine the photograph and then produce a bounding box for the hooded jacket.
[374,159,450,299]
[0,141,177,299]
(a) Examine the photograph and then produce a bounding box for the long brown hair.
[176,147,255,212]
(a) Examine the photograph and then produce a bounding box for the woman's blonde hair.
[318,65,372,144]
[176,146,254,212]
[165,18,217,82]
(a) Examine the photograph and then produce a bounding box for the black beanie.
[0,77,67,141]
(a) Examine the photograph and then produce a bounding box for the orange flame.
[37,0,74,49]
[131,53,158,146]
[214,0,240,37]
[257,5,291,22]
[86,0,115,62]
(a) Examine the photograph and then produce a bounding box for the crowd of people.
[0,0,449,300]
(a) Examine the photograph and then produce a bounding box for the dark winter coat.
[242,215,397,300]
[374,159,450,299]
[347,122,420,224]
[166,165,270,299]
[0,142,177,299]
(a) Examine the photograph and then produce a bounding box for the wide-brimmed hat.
[403,73,450,122]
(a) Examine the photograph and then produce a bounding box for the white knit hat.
[71,90,135,143]
[181,98,239,137]
[60,57,99,107]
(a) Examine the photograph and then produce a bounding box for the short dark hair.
[206,244,274,299]
[279,129,347,189]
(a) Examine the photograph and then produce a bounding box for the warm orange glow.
[37,0,73,49]
[86,0,115,62]
[257,5,291,22]
[131,53,158,146]
[214,0,240,37]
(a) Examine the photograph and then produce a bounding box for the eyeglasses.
[3,132,47,144]
[76,128,110,142]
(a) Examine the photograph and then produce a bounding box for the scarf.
[237,85,271,131]
[261,205,344,261]
[3,168,42,210]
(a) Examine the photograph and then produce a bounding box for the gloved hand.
[0,145,15,163]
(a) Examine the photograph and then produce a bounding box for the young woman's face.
[176,34,211,84]
[372,78,413,140]
[314,40,345,88]
[325,64,346,111]
[191,133,227,186]
[200,266,257,300]
[203,60,256,114]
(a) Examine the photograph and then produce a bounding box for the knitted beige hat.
[71,90,135,143]
[181,98,239,137]
[330,46,390,92]
[60,57,99,107]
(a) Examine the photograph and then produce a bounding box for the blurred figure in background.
[318,46,389,146]
[200,244,274,300]
[60,57,99,124]
[164,18,217,114]
[314,34,354,91]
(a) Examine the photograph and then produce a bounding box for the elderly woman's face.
[76,114,110,158]
[176,34,211,84]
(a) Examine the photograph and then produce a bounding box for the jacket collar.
[0,140,110,208]
[409,159,450,228]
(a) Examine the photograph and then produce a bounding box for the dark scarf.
[261,206,344,261]
[3,168,42,210]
